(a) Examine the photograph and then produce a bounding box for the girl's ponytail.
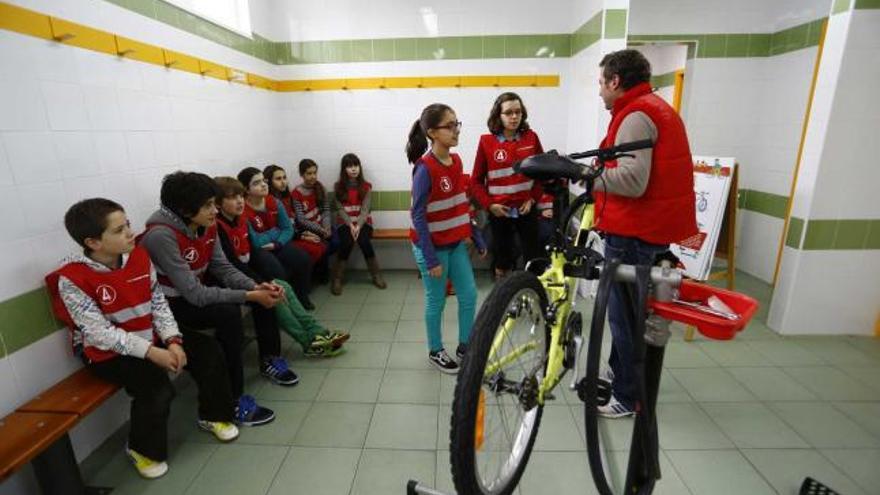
[406,119,428,165]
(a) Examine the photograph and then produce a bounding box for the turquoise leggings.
[412,242,477,353]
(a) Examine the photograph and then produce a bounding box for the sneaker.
[235,395,275,426]
[304,343,346,358]
[455,343,468,361]
[125,445,168,479]
[314,331,350,348]
[601,367,614,383]
[197,420,240,442]
[597,395,634,419]
[428,349,459,374]
[260,356,299,386]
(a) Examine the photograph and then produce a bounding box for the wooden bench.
[372,228,409,240]
[0,367,118,494]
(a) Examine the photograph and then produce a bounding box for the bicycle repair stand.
[406,479,451,495]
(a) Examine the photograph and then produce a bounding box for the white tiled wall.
[770,8,880,336]
[252,0,579,41]
[629,0,831,34]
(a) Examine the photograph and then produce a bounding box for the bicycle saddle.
[514,151,587,181]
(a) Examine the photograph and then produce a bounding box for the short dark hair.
[599,49,652,90]
[64,198,124,251]
[160,171,220,222]
[487,92,530,135]
[236,166,262,192]
[214,176,246,204]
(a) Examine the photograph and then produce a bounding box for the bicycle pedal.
[799,477,840,495]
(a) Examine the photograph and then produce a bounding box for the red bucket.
[649,280,759,340]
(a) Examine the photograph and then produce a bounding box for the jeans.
[604,234,668,409]
[488,209,541,271]
[412,242,477,353]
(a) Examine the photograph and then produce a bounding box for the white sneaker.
[125,445,168,479]
[428,349,459,374]
[198,419,240,442]
[597,395,634,419]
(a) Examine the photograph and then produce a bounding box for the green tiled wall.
[369,190,411,211]
[855,0,880,8]
[627,17,826,59]
[604,10,628,39]
[833,0,852,14]
[650,71,677,88]
[0,288,61,357]
[571,11,603,55]
[738,189,789,219]
[785,216,805,248]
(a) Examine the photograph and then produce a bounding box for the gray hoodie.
[55,251,180,359]
[139,207,256,307]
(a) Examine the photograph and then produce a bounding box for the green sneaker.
[304,339,346,358]
[314,331,350,348]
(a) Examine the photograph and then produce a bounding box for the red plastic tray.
[649,280,759,340]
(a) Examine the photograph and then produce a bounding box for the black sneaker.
[235,395,275,426]
[260,356,299,386]
[428,349,459,374]
[455,343,468,362]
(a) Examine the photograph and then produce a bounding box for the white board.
[670,156,735,280]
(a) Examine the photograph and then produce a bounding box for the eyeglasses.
[434,120,462,132]
[501,110,523,117]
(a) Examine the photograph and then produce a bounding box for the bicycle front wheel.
[450,271,550,495]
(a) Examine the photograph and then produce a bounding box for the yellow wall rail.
[0,2,560,92]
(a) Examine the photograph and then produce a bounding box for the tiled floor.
[81,270,880,495]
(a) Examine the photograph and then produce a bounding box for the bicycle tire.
[450,271,549,495]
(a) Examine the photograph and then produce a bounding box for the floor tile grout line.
[813,446,875,495]
[261,445,294,495]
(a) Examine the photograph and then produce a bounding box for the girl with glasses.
[406,103,486,373]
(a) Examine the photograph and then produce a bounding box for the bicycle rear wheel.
[450,271,549,495]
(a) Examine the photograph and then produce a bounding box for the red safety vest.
[291,185,323,226]
[276,193,295,219]
[338,182,373,225]
[138,223,216,297]
[45,246,156,363]
[217,215,251,263]
[243,195,281,233]
[477,129,542,206]
[594,82,697,244]
[410,153,471,246]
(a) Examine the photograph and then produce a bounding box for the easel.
[684,163,738,341]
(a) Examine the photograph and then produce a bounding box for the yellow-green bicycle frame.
[485,201,595,405]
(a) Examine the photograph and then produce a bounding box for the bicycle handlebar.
[568,139,654,160]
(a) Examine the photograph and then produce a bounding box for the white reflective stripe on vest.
[343,205,360,213]
[105,301,152,325]
[239,253,250,263]
[426,192,468,213]
[428,213,470,232]
[538,202,553,210]
[488,181,533,195]
[487,167,515,180]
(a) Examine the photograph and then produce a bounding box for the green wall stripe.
[604,10,628,39]
[0,288,61,357]
[650,71,677,88]
[855,0,880,8]
[628,17,826,59]
[571,10,603,55]
[786,216,805,248]
[833,0,853,14]
[105,1,619,64]
[738,189,789,219]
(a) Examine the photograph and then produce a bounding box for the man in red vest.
[592,49,697,418]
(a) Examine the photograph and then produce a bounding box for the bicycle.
[447,140,758,495]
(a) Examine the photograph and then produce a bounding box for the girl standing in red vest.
[237,167,316,310]
[471,92,544,280]
[330,152,385,295]
[407,103,486,373]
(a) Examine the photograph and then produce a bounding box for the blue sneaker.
[260,356,299,386]
[235,395,275,426]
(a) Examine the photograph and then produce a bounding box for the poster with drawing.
[670,156,735,280]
